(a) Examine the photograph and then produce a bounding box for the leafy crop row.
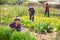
[0,27,36,40]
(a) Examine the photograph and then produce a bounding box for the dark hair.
[46,3,48,4]
[14,17,20,21]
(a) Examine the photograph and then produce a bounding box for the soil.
[22,27,57,40]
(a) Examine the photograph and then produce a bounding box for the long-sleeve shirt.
[45,5,50,11]
[29,8,35,15]
[10,22,22,31]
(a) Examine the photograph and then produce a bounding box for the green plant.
[0,27,36,40]
[0,17,13,25]
[0,27,12,40]
[10,31,36,40]
[21,19,53,34]
[56,25,60,31]
[40,23,53,33]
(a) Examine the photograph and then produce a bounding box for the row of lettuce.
[1,17,60,33]
[0,27,36,40]
[1,17,60,40]
[21,19,53,33]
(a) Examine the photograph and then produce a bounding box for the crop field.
[0,5,60,40]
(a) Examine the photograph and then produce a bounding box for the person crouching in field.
[10,17,22,32]
[28,7,35,21]
[44,3,50,17]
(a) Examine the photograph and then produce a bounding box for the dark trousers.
[45,10,50,17]
[30,14,34,21]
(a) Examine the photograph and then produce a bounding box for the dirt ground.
[22,27,59,40]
